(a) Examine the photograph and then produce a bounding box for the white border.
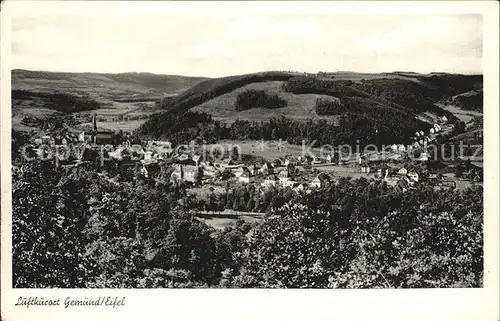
[1,2,499,321]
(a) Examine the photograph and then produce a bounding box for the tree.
[12,162,96,287]
[233,183,483,288]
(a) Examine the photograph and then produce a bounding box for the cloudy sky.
[11,12,482,77]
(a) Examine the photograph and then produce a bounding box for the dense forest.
[12,156,483,288]
[12,90,102,113]
[418,74,483,97]
[138,73,481,139]
[235,90,287,111]
[136,110,428,147]
[282,76,365,97]
[156,72,293,111]
[443,90,483,112]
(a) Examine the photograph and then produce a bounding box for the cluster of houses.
[32,114,129,149]
[161,151,340,194]
[356,115,460,192]
[359,161,420,192]
[413,116,451,149]
[26,112,459,193]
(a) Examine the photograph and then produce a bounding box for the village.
[21,112,483,203]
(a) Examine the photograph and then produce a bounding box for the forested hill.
[136,71,483,145]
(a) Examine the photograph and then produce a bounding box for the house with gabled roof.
[248,164,259,176]
[234,166,251,178]
[284,156,300,166]
[376,163,390,178]
[397,167,408,176]
[171,164,200,183]
[292,182,307,193]
[408,171,419,182]
[417,151,429,162]
[309,176,322,189]
[260,162,274,175]
[310,173,331,189]
[238,171,253,184]
[261,175,278,188]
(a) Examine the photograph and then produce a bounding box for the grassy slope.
[191,80,340,123]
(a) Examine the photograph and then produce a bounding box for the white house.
[312,156,323,165]
[408,171,419,182]
[360,163,371,173]
[309,177,322,189]
[278,170,292,186]
[419,130,425,136]
[78,131,85,142]
[234,166,250,178]
[238,172,253,184]
[140,166,149,178]
[430,128,435,134]
[397,167,408,175]
[282,179,296,188]
[144,151,153,161]
[261,175,278,188]
[171,165,199,183]
[397,144,406,152]
[293,183,306,193]
[391,144,398,152]
[389,154,403,161]
[284,156,299,166]
[248,164,258,176]
[417,152,429,162]
[260,163,273,175]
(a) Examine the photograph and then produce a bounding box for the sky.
[11,13,482,77]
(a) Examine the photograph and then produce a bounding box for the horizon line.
[11,68,483,78]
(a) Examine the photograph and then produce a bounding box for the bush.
[235,90,287,111]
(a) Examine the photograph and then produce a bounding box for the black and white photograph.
[1,1,499,320]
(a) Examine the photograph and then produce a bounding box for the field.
[12,99,158,132]
[438,103,483,124]
[11,69,208,132]
[205,139,331,161]
[192,80,340,124]
[195,210,264,230]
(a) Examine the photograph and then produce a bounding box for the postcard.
[1,1,498,320]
